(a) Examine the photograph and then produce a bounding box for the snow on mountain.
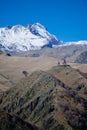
[60,40,87,46]
[0,23,61,52]
[0,22,86,53]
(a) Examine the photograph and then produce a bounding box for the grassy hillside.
[0,74,14,93]
[0,53,87,94]
[49,65,87,98]
[0,111,43,130]
[0,54,58,84]
[0,65,87,130]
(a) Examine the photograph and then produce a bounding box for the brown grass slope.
[0,54,57,85]
[0,52,87,94]
[49,65,87,99]
[0,66,87,130]
[0,111,43,130]
[0,73,14,93]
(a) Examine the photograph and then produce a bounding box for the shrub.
[22,71,28,77]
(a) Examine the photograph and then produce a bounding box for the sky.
[0,0,87,42]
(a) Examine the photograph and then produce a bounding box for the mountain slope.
[0,111,43,130]
[0,23,61,52]
[49,65,87,99]
[0,66,87,130]
[75,51,87,63]
[20,44,87,63]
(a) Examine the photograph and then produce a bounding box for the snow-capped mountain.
[0,23,62,52]
[63,40,87,46]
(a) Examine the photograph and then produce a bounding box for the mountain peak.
[32,23,47,30]
[0,23,61,53]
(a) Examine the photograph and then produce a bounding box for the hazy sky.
[0,0,87,41]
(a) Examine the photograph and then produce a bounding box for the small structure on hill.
[62,59,67,66]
